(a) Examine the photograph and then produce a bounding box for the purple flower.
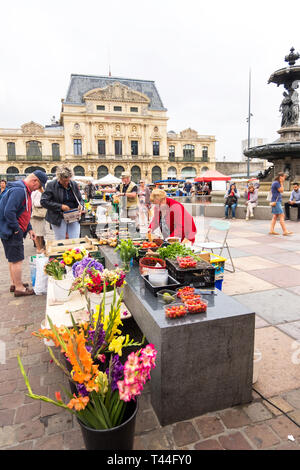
[76,383,89,397]
[72,257,104,278]
[107,355,124,392]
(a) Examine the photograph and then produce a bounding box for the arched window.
[202,146,208,162]
[183,145,195,161]
[152,166,162,183]
[201,166,209,174]
[6,166,19,181]
[114,165,125,178]
[74,166,85,176]
[167,166,177,177]
[131,166,141,183]
[97,165,108,179]
[181,167,196,178]
[26,141,42,157]
[25,166,46,174]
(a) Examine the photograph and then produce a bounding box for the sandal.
[269,231,280,235]
[283,231,293,236]
[10,283,29,292]
[14,287,35,297]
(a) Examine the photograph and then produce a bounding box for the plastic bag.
[266,191,272,202]
[33,256,49,295]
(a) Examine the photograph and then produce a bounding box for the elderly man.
[0,171,48,296]
[284,182,300,220]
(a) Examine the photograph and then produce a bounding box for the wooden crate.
[45,236,100,256]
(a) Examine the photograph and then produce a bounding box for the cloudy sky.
[0,0,300,161]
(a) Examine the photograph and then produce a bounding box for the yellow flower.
[95,371,108,396]
[64,256,73,265]
[74,254,82,260]
[108,335,125,356]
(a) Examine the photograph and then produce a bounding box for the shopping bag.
[33,256,49,295]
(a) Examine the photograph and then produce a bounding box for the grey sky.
[0,0,300,161]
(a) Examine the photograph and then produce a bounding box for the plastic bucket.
[253,349,262,384]
[215,279,223,290]
[52,278,72,302]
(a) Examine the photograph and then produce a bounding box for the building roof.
[64,74,167,111]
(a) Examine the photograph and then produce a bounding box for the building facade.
[0,75,216,182]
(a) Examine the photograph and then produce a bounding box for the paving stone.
[135,409,160,434]
[63,428,85,450]
[222,271,276,296]
[133,435,146,451]
[287,286,300,296]
[172,421,200,447]
[33,434,64,450]
[16,419,45,442]
[255,315,270,329]
[242,402,273,422]
[5,441,34,450]
[195,415,225,438]
[0,393,24,410]
[0,380,17,396]
[244,423,280,449]
[250,266,300,288]
[0,409,15,426]
[0,426,17,448]
[137,429,172,450]
[288,409,300,424]
[40,401,65,417]
[194,439,224,450]
[283,389,300,409]
[268,415,300,439]
[277,321,300,341]
[14,402,41,424]
[263,396,294,416]
[45,413,75,435]
[218,431,253,450]
[272,440,300,450]
[219,408,251,429]
[232,256,280,271]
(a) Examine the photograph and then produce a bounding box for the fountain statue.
[244,47,300,189]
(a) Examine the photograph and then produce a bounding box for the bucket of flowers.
[44,258,71,302]
[18,286,156,450]
[61,247,88,278]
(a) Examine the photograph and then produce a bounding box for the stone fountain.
[244,47,300,189]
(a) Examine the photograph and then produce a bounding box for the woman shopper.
[269,172,293,236]
[31,188,46,253]
[224,183,240,219]
[148,189,197,243]
[244,183,258,220]
[41,165,85,240]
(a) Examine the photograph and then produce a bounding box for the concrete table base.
[100,246,255,426]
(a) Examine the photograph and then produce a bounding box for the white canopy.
[96,173,122,185]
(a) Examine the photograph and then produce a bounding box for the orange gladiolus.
[67,395,89,411]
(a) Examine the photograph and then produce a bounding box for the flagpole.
[247,68,252,178]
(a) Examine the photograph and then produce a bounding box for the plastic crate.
[166,258,215,288]
[142,274,181,296]
[206,253,226,281]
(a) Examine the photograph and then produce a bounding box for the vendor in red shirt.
[148,189,197,243]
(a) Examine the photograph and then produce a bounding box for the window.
[26,141,42,157]
[74,166,85,176]
[131,141,138,156]
[169,145,175,161]
[7,142,16,158]
[97,105,105,111]
[130,107,138,112]
[98,165,108,179]
[73,139,82,156]
[52,143,60,159]
[114,165,125,178]
[202,146,208,161]
[131,166,141,183]
[152,165,162,182]
[98,140,106,156]
[114,106,122,112]
[153,141,160,156]
[183,144,195,161]
[115,140,122,156]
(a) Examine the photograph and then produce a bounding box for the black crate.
[142,274,181,296]
[166,258,215,288]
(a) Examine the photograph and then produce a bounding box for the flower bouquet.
[61,247,87,267]
[18,288,155,449]
[44,258,66,280]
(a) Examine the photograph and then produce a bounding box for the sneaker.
[245,217,249,221]
[250,214,254,218]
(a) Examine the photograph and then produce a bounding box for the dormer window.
[97,105,105,111]
[114,106,122,112]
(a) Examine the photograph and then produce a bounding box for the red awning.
[194,170,231,182]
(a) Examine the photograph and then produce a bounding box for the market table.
[99,246,255,426]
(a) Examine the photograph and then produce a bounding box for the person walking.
[284,182,300,221]
[224,183,240,219]
[244,183,258,220]
[0,170,48,296]
[31,188,47,253]
[85,180,95,202]
[269,172,293,236]
[138,180,151,227]
[41,165,84,240]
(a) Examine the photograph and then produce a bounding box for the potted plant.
[115,239,138,272]
[44,258,70,302]
[18,291,155,450]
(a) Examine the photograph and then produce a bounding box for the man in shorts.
[0,171,48,296]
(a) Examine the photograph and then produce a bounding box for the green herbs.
[115,239,138,263]
[157,242,194,260]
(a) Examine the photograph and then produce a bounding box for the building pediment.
[180,128,198,139]
[83,82,151,105]
[21,121,44,135]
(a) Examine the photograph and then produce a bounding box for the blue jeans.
[51,220,81,240]
[225,203,237,218]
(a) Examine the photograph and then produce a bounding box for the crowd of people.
[0,165,299,297]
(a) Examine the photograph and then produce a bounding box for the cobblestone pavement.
[0,218,300,450]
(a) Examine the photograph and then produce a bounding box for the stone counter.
[100,246,255,426]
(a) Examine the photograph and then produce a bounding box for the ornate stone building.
[0,75,216,182]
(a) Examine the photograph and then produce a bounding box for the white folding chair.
[195,220,235,273]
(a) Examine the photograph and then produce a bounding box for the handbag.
[32,206,47,218]
[270,196,279,207]
[62,185,83,224]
